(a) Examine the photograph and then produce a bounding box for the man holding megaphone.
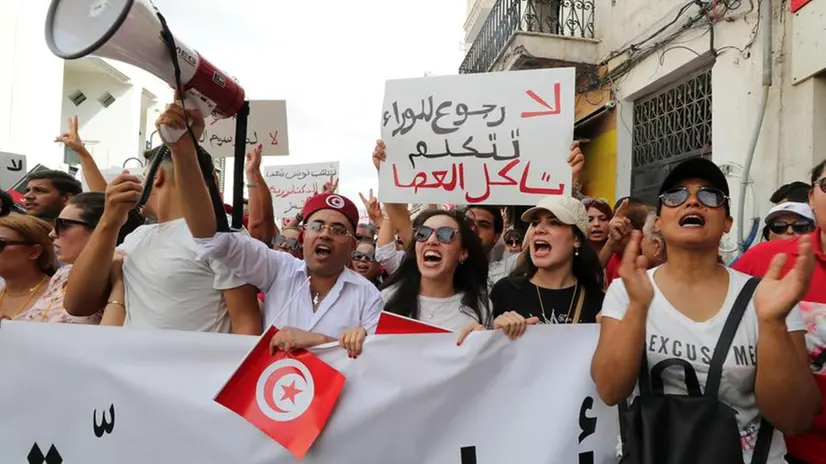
[64,98,262,335]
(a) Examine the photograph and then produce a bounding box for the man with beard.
[23,170,82,223]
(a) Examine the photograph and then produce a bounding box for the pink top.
[11,265,101,324]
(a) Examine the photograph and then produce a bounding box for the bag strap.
[705,277,760,399]
[571,285,586,324]
[749,418,774,464]
[650,358,703,396]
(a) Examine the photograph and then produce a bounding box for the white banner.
[264,162,340,219]
[378,69,575,205]
[0,322,618,464]
[200,100,290,157]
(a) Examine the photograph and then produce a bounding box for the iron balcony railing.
[460,0,595,74]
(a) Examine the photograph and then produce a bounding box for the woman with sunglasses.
[582,197,613,252]
[273,227,303,259]
[381,209,490,332]
[13,193,141,325]
[352,242,382,287]
[502,229,524,255]
[0,214,58,321]
[760,202,815,242]
[593,158,819,463]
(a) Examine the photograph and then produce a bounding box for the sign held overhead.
[378,69,575,206]
[200,100,289,158]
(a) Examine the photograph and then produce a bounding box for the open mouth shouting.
[532,239,551,258]
[314,243,332,259]
[678,213,706,228]
[354,261,370,274]
[422,249,443,268]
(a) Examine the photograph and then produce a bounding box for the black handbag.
[619,277,775,464]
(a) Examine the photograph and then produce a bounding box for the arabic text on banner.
[264,162,340,219]
[378,68,575,205]
[200,100,290,158]
[0,322,618,463]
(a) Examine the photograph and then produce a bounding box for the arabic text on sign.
[406,129,521,169]
[264,168,338,180]
[382,97,507,138]
[391,159,565,204]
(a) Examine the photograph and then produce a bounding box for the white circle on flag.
[325,195,345,209]
[255,358,315,422]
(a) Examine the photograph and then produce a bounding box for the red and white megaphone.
[45,0,245,143]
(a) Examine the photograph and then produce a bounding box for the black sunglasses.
[506,239,521,247]
[769,220,814,235]
[659,186,728,209]
[0,238,32,252]
[413,225,458,244]
[54,218,92,236]
[274,235,300,250]
[351,251,376,262]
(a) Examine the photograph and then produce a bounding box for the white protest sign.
[264,162,339,219]
[379,69,575,205]
[0,322,618,464]
[79,167,145,192]
[200,100,290,157]
[0,151,27,190]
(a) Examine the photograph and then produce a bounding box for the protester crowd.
[1,100,824,464]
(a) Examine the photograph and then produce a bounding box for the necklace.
[0,277,48,320]
[312,289,330,313]
[39,293,59,322]
[535,281,578,324]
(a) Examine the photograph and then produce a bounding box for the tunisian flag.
[375,312,451,335]
[215,326,345,459]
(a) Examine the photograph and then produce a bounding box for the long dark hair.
[509,226,604,292]
[381,209,490,325]
[69,192,145,246]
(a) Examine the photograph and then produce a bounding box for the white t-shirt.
[601,266,806,464]
[381,285,486,332]
[117,218,247,333]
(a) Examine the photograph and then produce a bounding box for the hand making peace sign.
[358,189,382,224]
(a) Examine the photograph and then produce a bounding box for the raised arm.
[245,144,276,244]
[55,115,107,192]
[590,232,653,405]
[157,102,217,238]
[753,236,821,435]
[65,173,142,316]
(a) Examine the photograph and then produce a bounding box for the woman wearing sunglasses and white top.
[381,208,491,332]
[592,158,820,463]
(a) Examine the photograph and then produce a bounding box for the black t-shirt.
[490,278,603,324]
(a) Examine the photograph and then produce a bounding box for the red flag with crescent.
[215,326,345,459]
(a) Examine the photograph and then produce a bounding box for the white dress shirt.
[194,233,383,338]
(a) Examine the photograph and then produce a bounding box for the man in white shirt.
[64,106,261,335]
[165,103,382,353]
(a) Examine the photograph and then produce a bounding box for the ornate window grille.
[631,70,713,204]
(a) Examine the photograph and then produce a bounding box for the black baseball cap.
[658,157,729,196]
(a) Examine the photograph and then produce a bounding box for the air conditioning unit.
[98,91,116,108]
[68,90,86,106]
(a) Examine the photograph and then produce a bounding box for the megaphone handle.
[158,93,217,144]
[159,124,187,143]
